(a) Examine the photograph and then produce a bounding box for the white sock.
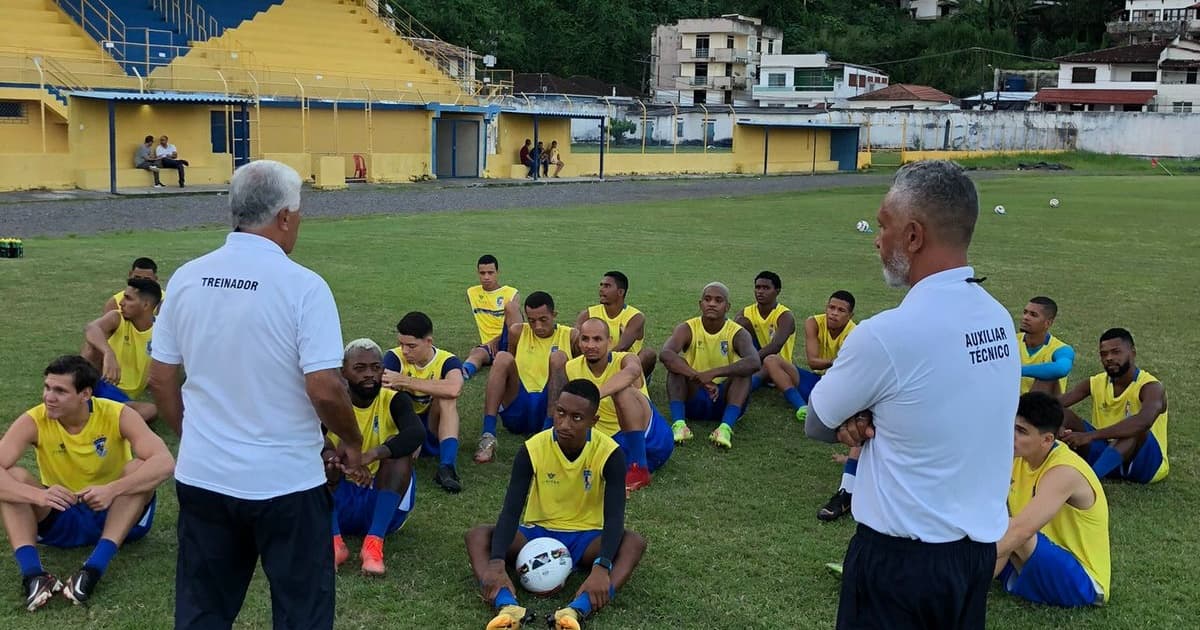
[840,472,855,494]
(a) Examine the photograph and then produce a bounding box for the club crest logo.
[551,345,559,353]
[720,340,729,355]
[496,296,504,307]
[93,436,108,457]
[583,468,593,491]
[371,415,380,435]
[146,339,152,355]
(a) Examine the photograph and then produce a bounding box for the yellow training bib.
[31,399,132,493]
[522,429,618,531]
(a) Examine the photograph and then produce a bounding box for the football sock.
[569,585,615,617]
[84,538,119,575]
[439,437,459,468]
[482,414,498,436]
[1091,445,1124,479]
[14,545,42,578]
[840,458,858,493]
[783,387,807,411]
[720,404,743,429]
[462,362,478,380]
[750,374,764,391]
[621,430,649,469]
[330,505,342,536]
[669,401,686,422]
[368,490,403,538]
[494,586,518,609]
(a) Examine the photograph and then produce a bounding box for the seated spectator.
[134,136,163,188]
[536,141,549,177]
[519,139,534,179]
[548,140,565,178]
[154,135,189,188]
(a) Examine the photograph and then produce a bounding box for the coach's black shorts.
[174,481,334,630]
[837,524,995,630]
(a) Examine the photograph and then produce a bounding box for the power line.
[868,46,1058,68]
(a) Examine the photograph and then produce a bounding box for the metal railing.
[151,0,220,43]
[53,0,128,61]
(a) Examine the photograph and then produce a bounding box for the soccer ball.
[855,220,871,233]
[516,537,572,596]
[993,205,1006,215]
[1049,198,1060,208]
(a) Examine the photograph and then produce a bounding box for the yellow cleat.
[486,605,533,629]
[709,424,733,449]
[551,607,582,630]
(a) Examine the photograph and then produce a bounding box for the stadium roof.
[1031,88,1156,105]
[736,120,860,130]
[1055,42,1168,64]
[846,84,955,103]
[67,91,251,104]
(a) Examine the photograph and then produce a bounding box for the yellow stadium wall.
[487,113,571,178]
[900,149,1068,163]
[572,152,737,177]
[858,151,873,170]
[732,126,839,174]
[258,106,432,180]
[0,154,74,192]
[0,98,69,154]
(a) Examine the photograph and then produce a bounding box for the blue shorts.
[332,475,415,537]
[611,402,675,472]
[795,368,822,401]
[998,532,1100,607]
[1083,421,1166,484]
[684,382,749,422]
[92,380,131,404]
[518,524,602,571]
[37,494,156,548]
[499,383,547,435]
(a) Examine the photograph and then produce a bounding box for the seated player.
[659,282,760,449]
[732,271,795,392]
[463,255,522,380]
[0,356,174,610]
[382,312,466,493]
[574,271,657,379]
[1019,296,1075,394]
[1059,328,1169,484]
[995,392,1110,607]
[326,339,425,576]
[102,257,160,314]
[81,278,162,422]
[465,380,647,630]
[762,290,857,520]
[548,318,674,493]
[474,292,577,464]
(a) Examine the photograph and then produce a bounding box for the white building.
[752,53,888,108]
[901,0,960,20]
[1108,0,1200,44]
[650,14,783,107]
[1033,38,1200,112]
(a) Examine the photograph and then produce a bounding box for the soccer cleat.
[825,562,844,576]
[795,405,808,423]
[436,464,463,493]
[549,607,582,630]
[333,535,350,569]
[486,604,536,629]
[475,433,498,464]
[624,462,651,494]
[62,567,100,605]
[709,424,733,449]
[671,420,693,443]
[817,489,853,522]
[360,535,385,577]
[21,572,61,612]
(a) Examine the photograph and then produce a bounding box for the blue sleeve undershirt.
[382,350,402,372]
[1021,345,1075,380]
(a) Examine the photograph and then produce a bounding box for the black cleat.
[22,572,62,612]
[817,489,853,522]
[435,464,463,493]
[62,567,101,605]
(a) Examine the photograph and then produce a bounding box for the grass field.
[0,174,1197,628]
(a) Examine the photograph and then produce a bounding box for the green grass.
[0,175,1198,628]
[570,143,731,154]
[945,151,1200,174]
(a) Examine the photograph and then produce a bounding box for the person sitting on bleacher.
[134,136,163,188]
[154,135,189,188]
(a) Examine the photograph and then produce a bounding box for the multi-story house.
[650,14,783,106]
[1108,0,1200,44]
[752,53,889,108]
[1032,37,1200,112]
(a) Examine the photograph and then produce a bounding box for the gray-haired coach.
[148,160,364,630]
[805,161,1020,630]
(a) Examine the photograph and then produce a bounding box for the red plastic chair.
[352,154,367,179]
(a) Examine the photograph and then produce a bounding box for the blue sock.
[669,401,686,422]
[367,489,402,538]
[494,586,518,609]
[462,362,478,380]
[621,430,649,469]
[720,404,743,429]
[1092,445,1124,479]
[482,414,498,436]
[783,387,807,411]
[750,374,764,391]
[569,585,615,617]
[439,437,459,468]
[84,538,119,574]
[330,504,342,536]
[14,545,42,578]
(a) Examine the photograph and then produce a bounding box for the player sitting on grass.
[574,271,657,379]
[102,257,160,314]
[1019,296,1075,395]
[660,282,760,449]
[474,291,577,464]
[0,356,174,610]
[1058,327,1169,484]
[995,391,1110,607]
[763,290,857,520]
[465,379,646,630]
[327,339,424,577]
[81,278,162,423]
[547,318,674,494]
[463,255,523,380]
[382,312,466,493]
[734,271,796,392]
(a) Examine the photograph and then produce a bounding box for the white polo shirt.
[810,266,1020,543]
[151,232,344,500]
[155,143,177,159]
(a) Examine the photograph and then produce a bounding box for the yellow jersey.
[741,303,795,362]
[682,318,742,383]
[387,347,461,415]
[468,284,518,344]
[1019,332,1071,394]
[1009,442,1110,600]
[565,352,648,437]
[811,314,856,375]
[515,323,574,392]
[522,428,619,531]
[113,288,164,316]
[30,398,132,493]
[586,304,644,354]
[330,389,399,477]
[1089,369,1169,482]
[107,316,153,398]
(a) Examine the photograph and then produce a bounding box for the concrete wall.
[257,106,432,179]
[0,97,68,154]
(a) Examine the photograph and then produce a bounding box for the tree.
[609,119,637,144]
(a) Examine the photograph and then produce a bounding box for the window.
[693,63,708,86]
[1164,9,1193,20]
[767,72,786,87]
[726,35,734,49]
[1173,101,1193,113]
[1188,70,1197,85]
[794,68,839,91]
[756,38,762,53]
[767,40,774,54]
[1071,67,1097,83]
[693,89,707,104]
[705,121,715,144]
[1130,70,1157,82]
[0,101,26,119]
[696,35,710,57]
[724,63,732,77]
[723,90,733,105]
[676,119,684,138]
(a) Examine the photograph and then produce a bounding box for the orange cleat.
[360,535,385,577]
[332,535,350,570]
[624,462,652,494]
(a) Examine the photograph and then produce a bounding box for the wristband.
[593,556,612,572]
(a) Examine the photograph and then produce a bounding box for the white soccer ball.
[993,205,1006,215]
[1049,198,1060,208]
[516,537,572,596]
[855,219,871,233]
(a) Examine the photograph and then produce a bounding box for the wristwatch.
[593,556,613,572]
